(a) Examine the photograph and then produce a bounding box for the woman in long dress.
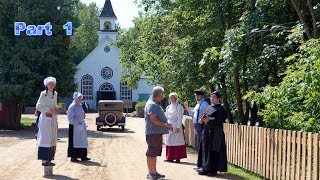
[36,76,59,166]
[165,92,187,163]
[198,91,227,176]
[67,92,90,162]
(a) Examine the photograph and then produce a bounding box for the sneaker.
[193,166,201,171]
[42,161,55,166]
[81,157,91,161]
[155,172,165,178]
[146,173,158,180]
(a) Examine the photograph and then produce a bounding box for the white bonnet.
[43,77,56,86]
[169,92,178,99]
[73,92,83,100]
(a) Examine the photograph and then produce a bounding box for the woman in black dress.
[198,91,227,176]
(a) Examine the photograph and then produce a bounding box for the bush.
[251,39,320,132]
[135,101,147,118]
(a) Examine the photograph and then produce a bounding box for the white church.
[74,0,153,110]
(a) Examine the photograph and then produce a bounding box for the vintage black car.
[96,100,126,131]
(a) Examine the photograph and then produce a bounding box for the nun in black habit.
[198,91,227,176]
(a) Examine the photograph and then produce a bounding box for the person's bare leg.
[147,157,156,174]
[147,157,157,174]
[153,157,157,173]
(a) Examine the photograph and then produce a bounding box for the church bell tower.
[97,0,118,43]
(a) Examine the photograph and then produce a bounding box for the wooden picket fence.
[183,117,320,180]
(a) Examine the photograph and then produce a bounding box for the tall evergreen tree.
[0,0,77,129]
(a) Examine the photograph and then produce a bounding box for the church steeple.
[97,0,118,43]
[99,0,117,19]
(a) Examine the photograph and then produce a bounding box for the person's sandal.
[42,161,55,166]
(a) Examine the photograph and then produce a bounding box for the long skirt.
[38,146,56,161]
[166,145,187,160]
[68,124,87,158]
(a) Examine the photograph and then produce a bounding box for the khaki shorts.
[146,134,163,157]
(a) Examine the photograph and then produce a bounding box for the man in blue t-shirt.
[145,86,173,180]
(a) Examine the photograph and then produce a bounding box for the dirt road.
[0,113,240,180]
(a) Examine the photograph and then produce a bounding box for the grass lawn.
[20,117,36,127]
[187,145,263,179]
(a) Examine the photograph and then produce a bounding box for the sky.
[80,0,141,29]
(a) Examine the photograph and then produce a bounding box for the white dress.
[36,90,58,148]
[165,103,185,146]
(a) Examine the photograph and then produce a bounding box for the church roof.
[99,0,117,18]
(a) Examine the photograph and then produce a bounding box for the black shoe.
[175,159,180,163]
[198,170,209,175]
[42,161,55,166]
[81,157,91,161]
[71,158,80,162]
[164,159,174,163]
[208,171,217,176]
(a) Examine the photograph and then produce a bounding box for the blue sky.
[80,0,141,29]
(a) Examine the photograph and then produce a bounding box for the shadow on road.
[74,160,106,167]
[175,161,197,166]
[0,127,37,140]
[57,128,125,139]
[97,127,135,134]
[43,174,78,180]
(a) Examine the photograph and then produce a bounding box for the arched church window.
[81,74,93,100]
[101,66,113,80]
[104,21,112,30]
[100,83,114,91]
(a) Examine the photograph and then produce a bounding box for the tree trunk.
[220,73,234,123]
[1,101,21,130]
[250,102,258,126]
[307,0,318,38]
[290,0,313,39]
[233,65,246,124]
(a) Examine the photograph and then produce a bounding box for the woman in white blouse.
[165,92,187,163]
[36,77,59,166]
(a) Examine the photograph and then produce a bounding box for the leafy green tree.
[118,0,320,131]
[69,2,99,65]
[250,39,320,132]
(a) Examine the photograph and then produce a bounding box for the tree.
[251,39,320,132]
[69,2,99,65]
[0,0,77,129]
[118,0,320,131]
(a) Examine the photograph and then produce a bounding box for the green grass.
[226,164,264,179]
[20,117,36,127]
[187,145,263,179]
[186,145,197,154]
